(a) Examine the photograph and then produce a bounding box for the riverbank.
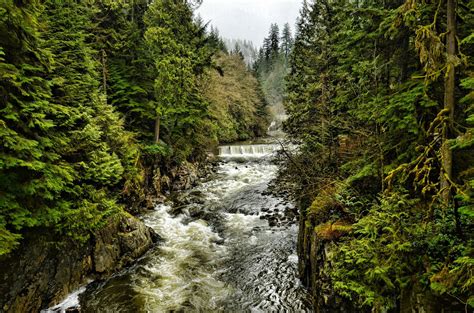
[0,157,217,312]
[48,141,312,311]
[0,214,157,313]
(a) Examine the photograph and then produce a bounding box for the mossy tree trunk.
[441,0,456,205]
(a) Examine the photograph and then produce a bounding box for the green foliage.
[253,23,293,121]
[203,52,268,143]
[331,193,421,308]
[0,0,268,255]
[281,0,474,309]
[142,143,172,157]
[1,0,68,253]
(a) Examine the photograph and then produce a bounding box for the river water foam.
[49,143,312,312]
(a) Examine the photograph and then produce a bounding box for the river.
[49,142,312,312]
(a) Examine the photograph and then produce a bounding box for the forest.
[0,0,473,312]
[280,0,473,310]
[0,0,266,255]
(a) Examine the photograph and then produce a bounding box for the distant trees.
[260,23,282,64]
[253,22,294,114]
[208,26,227,52]
[224,38,257,66]
[268,24,280,59]
[202,52,268,143]
[280,23,293,61]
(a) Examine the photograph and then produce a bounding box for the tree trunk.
[441,0,456,205]
[154,116,161,144]
[399,29,409,83]
[101,49,107,97]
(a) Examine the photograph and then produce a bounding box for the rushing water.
[50,143,312,312]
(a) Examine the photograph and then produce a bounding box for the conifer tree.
[283,0,474,309]
[0,0,270,257]
[280,23,293,61]
[0,0,60,254]
[144,0,213,158]
[268,23,280,59]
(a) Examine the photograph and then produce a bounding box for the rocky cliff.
[297,209,360,313]
[0,158,214,312]
[297,201,462,313]
[0,214,158,313]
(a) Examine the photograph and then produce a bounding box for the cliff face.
[0,159,212,313]
[297,204,459,313]
[297,213,360,313]
[0,215,158,313]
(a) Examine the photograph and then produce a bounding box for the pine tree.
[280,23,293,60]
[284,0,474,309]
[0,0,141,254]
[144,0,213,159]
[262,36,272,61]
[39,0,140,239]
[269,23,280,59]
[0,0,60,254]
[92,0,156,142]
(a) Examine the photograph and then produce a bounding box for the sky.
[196,0,302,47]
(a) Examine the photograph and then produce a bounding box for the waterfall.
[46,142,310,312]
[218,144,281,158]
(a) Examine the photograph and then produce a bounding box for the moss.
[306,181,346,223]
[314,220,353,241]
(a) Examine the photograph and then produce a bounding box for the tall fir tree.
[280,22,293,61]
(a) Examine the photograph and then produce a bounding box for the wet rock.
[0,214,158,313]
[214,238,225,245]
[284,207,296,221]
[268,217,278,227]
[187,205,204,218]
[160,175,171,192]
[93,215,157,274]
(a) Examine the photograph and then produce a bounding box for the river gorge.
[47,142,312,312]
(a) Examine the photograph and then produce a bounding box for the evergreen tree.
[0,0,60,254]
[40,0,140,238]
[93,0,157,143]
[262,36,272,61]
[253,22,293,117]
[0,0,140,254]
[0,0,271,257]
[280,22,293,60]
[143,0,213,159]
[283,0,474,309]
[208,26,227,52]
[268,23,280,59]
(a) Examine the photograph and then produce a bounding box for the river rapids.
[47,143,312,312]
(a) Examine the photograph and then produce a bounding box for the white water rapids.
[47,143,311,312]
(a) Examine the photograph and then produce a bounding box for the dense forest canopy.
[281,0,473,309]
[0,0,473,311]
[0,0,267,255]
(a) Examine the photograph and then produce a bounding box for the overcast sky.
[196,0,302,47]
